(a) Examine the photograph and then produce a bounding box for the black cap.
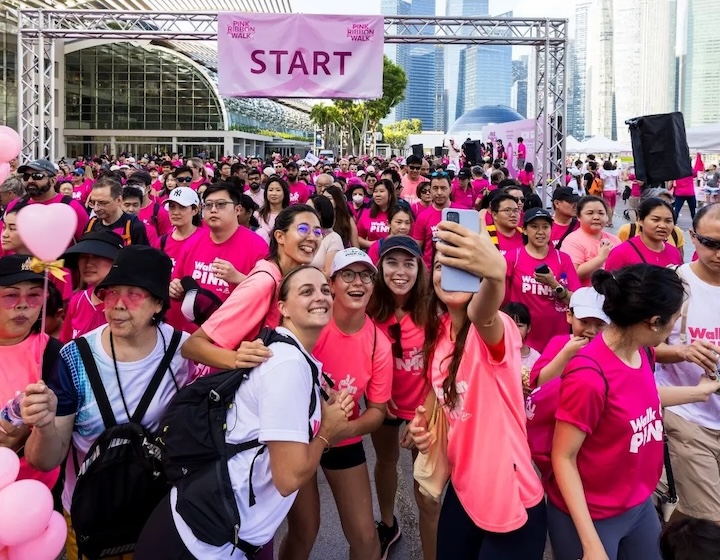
[523,207,553,226]
[552,187,580,203]
[127,171,152,186]
[379,235,422,259]
[62,231,125,269]
[0,255,45,286]
[96,246,172,309]
[286,161,299,170]
[458,167,472,180]
[17,159,57,177]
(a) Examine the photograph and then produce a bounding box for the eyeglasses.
[175,176,193,183]
[90,199,113,208]
[408,166,421,171]
[202,200,234,211]
[296,223,323,238]
[388,322,403,359]
[96,287,151,310]
[337,269,375,284]
[496,208,521,215]
[693,231,720,251]
[431,171,448,178]
[22,172,47,181]
[0,291,44,309]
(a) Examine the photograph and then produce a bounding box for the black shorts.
[382,416,407,427]
[320,441,366,470]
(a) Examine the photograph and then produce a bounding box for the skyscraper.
[568,0,591,139]
[391,0,446,131]
[456,11,513,118]
[511,56,528,118]
[683,0,720,126]
[586,0,614,138]
[613,0,676,141]
[445,0,489,124]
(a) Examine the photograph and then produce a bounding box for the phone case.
[440,208,481,293]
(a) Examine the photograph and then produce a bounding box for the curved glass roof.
[447,105,524,135]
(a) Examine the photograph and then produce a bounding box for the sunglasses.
[693,231,720,251]
[388,322,403,359]
[23,172,47,181]
[97,287,151,310]
[0,291,44,309]
[408,165,421,171]
[176,176,193,183]
[431,171,448,178]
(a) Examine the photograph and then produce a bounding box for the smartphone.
[535,264,550,274]
[440,208,481,293]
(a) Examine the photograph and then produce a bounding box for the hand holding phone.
[440,209,481,293]
[534,264,550,275]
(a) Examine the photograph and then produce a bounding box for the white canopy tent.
[578,135,631,154]
[566,136,585,153]
[686,123,720,153]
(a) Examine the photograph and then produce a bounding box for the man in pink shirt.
[517,137,527,169]
[127,171,172,238]
[401,154,426,205]
[285,162,311,205]
[414,174,455,269]
[451,167,478,209]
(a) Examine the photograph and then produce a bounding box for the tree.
[309,56,407,156]
[382,119,422,151]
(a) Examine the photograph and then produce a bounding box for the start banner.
[217,13,384,99]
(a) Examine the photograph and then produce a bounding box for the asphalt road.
[273,201,696,560]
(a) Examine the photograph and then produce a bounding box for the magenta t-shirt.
[505,247,581,352]
[451,185,476,210]
[547,337,663,519]
[496,230,525,258]
[60,288,107,343]
[288,183,311,205]
[71,180,93,204]
[414,205,448,269]
[605,238,682,271]
[357,209,389,242]
[173,227,269,302]
[6,193,89,241]
[518,143,527,159]
[550,220,579,248]
[518,170,534,186]
[674,176,695,197]
[138,202,172,237]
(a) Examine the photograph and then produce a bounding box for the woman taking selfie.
[410,218,547,559]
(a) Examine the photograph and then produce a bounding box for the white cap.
[125,157,136,163]
[164,186,200,208]
[447,163,458,172]
[569,287,610,324]
[263,166,275,176]
[356,170,366,177]
[329,248,378,277]
[119,164,130,169]
[110,164,120,171]
[366,165,375,173]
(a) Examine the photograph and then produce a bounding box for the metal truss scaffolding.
[17,11,567,191]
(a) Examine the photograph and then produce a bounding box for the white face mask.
[352,194,364,205]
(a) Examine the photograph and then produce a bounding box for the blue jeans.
[673,195,696,219]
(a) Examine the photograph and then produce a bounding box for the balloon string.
[40,270,49,376]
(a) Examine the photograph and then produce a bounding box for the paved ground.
[273,200,695,560]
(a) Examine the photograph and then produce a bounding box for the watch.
[554,285,568,298]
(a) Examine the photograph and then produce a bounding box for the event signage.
[218,13,384,99]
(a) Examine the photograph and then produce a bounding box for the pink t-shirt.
[6,193,89,242]
[429,313,544,532]
[60,289,107,343]
[505,247,581,352]
[367,240,381,264]
[410,202,430,219]
[517,143,527,160]
[547,336,663,519]
[674,176,695,197]
[561,229,622,287]
[525,334,571,482]
[401,174,426,204]
[374,313,428,421]
[605,238,682,271]
[189,178,207,192]
[518,170,534,186]
[172,227,268,302]
[288,183,311,205]
[451,184,480,210]
[357,209,390,242]
[0,333,59,489]
[138,202,172,237]
[495,229,526,258]
[201,259,283,350]
[414,205,450,269]
[314,317,392,447]
[550,219,579,248]
[71,180,93,204]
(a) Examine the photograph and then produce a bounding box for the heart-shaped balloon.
[7,510,67,560]
[0,127,22,163]
[16,203,78,261]
[0,163,10,186]
[0,449,19,492]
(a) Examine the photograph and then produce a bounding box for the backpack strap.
[61,195,73,205]
[629,223,637,238]
[85,217,97,234]
[671,228,679,247]
[555,217,578,250]
[76,337,117,429]
[131,329,182,424]
[122,217,133,246]
[11,195,32,213]
[159,233,169,252]
[628,238,647,263]
[152,202,160,224]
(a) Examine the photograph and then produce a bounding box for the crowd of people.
[1,148,720,560]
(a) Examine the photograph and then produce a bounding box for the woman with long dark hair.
[257,175,290,243]
[357,179,397,250]
[323,185,359,248]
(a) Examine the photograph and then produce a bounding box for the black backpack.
[70,330,182,560]
[156,328,324,558]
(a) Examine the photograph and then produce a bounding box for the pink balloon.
[0,163,10,186]
[0,448,19,491]
[0,480,53,546]
[0,545,8,560]
[16,203,78,261]
[0,127,22,163]
[8,511,67,560]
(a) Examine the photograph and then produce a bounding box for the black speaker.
[626,112,691,184]
[434,146,442,157]
[463,141,479,166]
[411,144,424,157]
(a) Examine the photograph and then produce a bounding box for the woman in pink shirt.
[605,198,682,271]
[549,265,720,560]
[357,179,397,250]
[411,181,432,218]
[561,196,622,287]
[409,219,547,559]
[256,176,290,243]
[671,174,697,220]
[366,205,415,264]
[518,163,534,188]
[366,236,440,560]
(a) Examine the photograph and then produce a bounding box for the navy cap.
[379,235,422,259]
[17,159,57,177]
[457,167,472,180]
[523,207,553,226]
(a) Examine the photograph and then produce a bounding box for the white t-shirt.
[311,230,344,270]
[51,323,194,511]
[656,263,720,429]
[171,327,322,559]
[599,168,620,192]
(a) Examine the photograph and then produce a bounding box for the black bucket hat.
[0,255,45,286]
[95,245,172,309]
[62,231,124,269]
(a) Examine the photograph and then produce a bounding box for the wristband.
[316,435,331,452]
